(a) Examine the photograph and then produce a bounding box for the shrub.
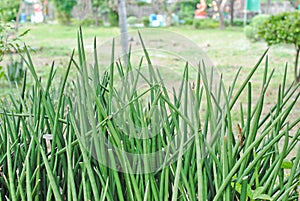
[244,25,255,40]
[232,19,244,26]
[127,16,138,26]
[257,11,300,82]
[183,18,194,25]
[244,14,270,41]
[55,10,71,25]
[226,19,250,27]
[193,18,219,29]
[80,18,96,26]
[136,1,150,6]
[53,0,77,25]
[109,10,119,27]
[71,17,102,27]
[0,0,20,22]
[0,29,299,200]
[177,2,195,25]
[142,16,150,27]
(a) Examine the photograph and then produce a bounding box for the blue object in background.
[149,14,166,27]
[149,14,156,27]
[20,13,27,23]
[150,14,157,21]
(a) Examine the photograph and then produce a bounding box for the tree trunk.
[266,0,271,14]
[80,0,92,18]
[219,13,225,29]
[93,6,99,26]
[15,0,25,32]
[295,46,300,83]
[166,11,172,26]
[118,0,128,65]
[87,0,92,14]
[229,0,234,26]
[217,0,226,29]
[85,0,92,14]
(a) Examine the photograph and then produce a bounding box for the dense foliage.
[0,29,299,200]
[91,0,108,26]
[127,16,138,26]
[244,14,270,42]
[258,12,300,47]
[177,1,196,25]
[142,16,150,27]
[193,18,219,29]
[53,0,77,24]
[258,11,300,82]
[91,0,106,9]
[109,10,119,26]
[0,0,20,22]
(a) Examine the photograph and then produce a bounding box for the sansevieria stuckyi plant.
[0,28,299,201]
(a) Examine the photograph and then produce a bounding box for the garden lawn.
[1,24,298,118]
[16,24,297,86]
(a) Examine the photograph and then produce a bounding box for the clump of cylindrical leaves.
[0,28,299,201]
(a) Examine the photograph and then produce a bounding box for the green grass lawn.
[13,24,293,66]
[0,24,297,108]
[16,24,295,84]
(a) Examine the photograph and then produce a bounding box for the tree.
[118,0,128,65]
[53,0,77,24]
[91,0,113,26]
[91,0,101,26]
[77,0,93,19]
[258,11,300,82]
[229,0,234,26]
[216,0,227,29]
[211,0,227,29]
[104,0,128,62]
[265,0,271,14]
[16,0,26,31]
[0,0,20,22]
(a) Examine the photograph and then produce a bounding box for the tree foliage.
[53,0,78,24]
[177,0,198,24]
[258,11,300,82]
[91,0,105,8]
[258,12,300,47]
[0,0,20,22]
[244,14,270,42]
[91,0,109,26]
